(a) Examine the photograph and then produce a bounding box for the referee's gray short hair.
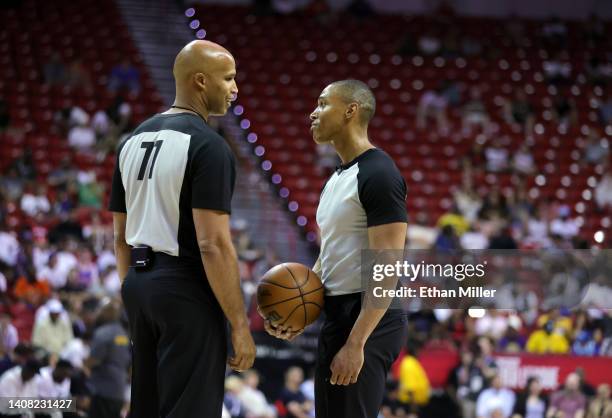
[330,79,376,125]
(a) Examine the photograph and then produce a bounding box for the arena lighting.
[232,105,244,116]
[271,174,282,184]
[246,133,257,143]
[288,201,299,212]
[184,8,195,17]
[279,187,289,198]
[254,145,265,156]
[306,232,317,242]
[297,216,307,226]
[261,160,272,171]
[240,119,251,129]
[594,231,604,243]
[189,19,200,29]
[468,308,486,318]
[195,29,206,39]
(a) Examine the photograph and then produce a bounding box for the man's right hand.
[228,325,256,372]
[263,319,304,341]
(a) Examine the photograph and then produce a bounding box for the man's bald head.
[329,79,376,125]
[171,40,238,117]
[173,40,234,82]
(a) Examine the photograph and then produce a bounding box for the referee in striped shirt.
[110,40,256,418]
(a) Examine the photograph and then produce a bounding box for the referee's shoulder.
[363,148,402,174]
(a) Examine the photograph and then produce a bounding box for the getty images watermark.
[361,249,612,310]
[371,259,494,299]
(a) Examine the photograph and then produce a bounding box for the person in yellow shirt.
[526,321,570,354]
[436,206,470,236]
[398,349,431,406]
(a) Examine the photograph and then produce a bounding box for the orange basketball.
[256,262,324,330]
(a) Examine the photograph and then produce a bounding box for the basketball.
[256,263,324,330]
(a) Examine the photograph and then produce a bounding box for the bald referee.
[266,80,408,417]
[110,40,256,418]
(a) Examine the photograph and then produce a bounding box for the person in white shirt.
[0,230,20,266]
[37,253,69,290]
[37,360,73,398]
[0,360,42,398]
[20,185,51,217]
[485,140,509,173]
[60,334,91,370]
[550,205,579,241]
[476,373,516,418]
[0,313,19,354]
[595,169,612,210]
[31,300,74,356]
[237,370,276,418]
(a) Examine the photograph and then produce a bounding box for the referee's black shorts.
[315,293,406,418]
[121,253,227,418]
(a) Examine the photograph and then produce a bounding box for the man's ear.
[194,72,207,89]
[345,103,358,120]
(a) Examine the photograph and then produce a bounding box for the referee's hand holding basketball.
[262,319,304,341]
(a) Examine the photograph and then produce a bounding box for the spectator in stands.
[433,224,460,251]
[512,144,536,177]
[448,350,485,418]
[224,375,246,418]
[418,30,441,56]
[552,93,577,128]
[48,156,77,192]
[32,299,73,357]
[11,149,37,181]
[587,384,612,418]
[498,322,527,353]
[437,205,470,236]
[37,253,68,290]
[0,359,41,399]
[485,139,509,173]
[416,84,449,133]
[38,359,73,398]
[278,366,311,418]
[543,53,572,85]
[582,129,609,166]
[43,52,67,86]
[547,373,587,418]
[0,342,34,378]
[504,89,535,134]
[454,175,482,223]
[398,346,430,407]
[108,59,140,94]
[1,167,25,201]
[442,79,462,107]
[572,330,598,356]
[0,224,21,267]
[595,168,612,211]
[237,369,276,418]
[476,373,515,418]
[462,87,490,135]
[20,184,51,217]
[511,376,548,418]
[475,310,509,342]
[85,298,130,418]
[461,224,489,249]
[0,98,10,132]
[526,320,569,354]
[65,58,92,91]
[13,264,50,306]
[0,313,18,357]
[68,110,96,150]
[524,207,552,248]
[550,205,579,242]
[78,173,104,209]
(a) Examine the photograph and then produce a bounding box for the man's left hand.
[329,343,364,385]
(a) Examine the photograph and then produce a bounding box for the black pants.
[315,293,406,418]
[121,254,227,418]
[89,396,124,418]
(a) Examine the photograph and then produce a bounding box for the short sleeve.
[190,137,236,213]
[108,142,127,213]
[357,158,407,227]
